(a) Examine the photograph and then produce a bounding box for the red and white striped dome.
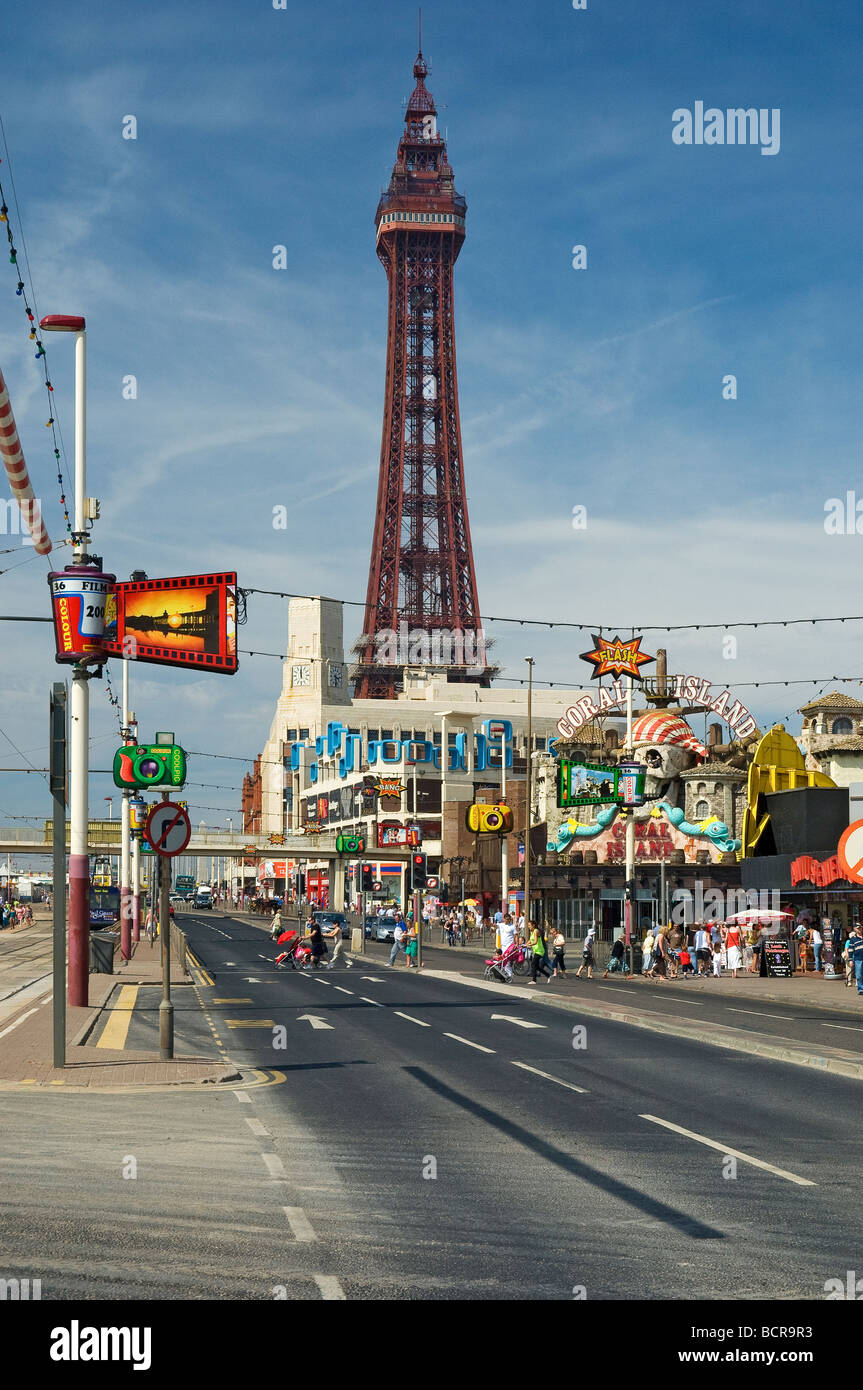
[632,711,707,758]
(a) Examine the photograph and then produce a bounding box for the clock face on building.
[329,664,343,688]
[292,664,311,688]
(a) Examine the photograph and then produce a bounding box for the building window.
[381,729,393,741]
[286,729,298,741]
[832,717,853,734]
[299,728,309,740]
[694,800,710,820]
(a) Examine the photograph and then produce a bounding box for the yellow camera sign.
[466,803,513,834]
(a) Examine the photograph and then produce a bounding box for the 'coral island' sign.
[557,673,758,742]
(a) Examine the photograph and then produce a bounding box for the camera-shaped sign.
[336,833,365,854]
[465,803,514,834]
[113,743,187,790]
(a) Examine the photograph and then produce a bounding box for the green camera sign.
[113,743,187,790]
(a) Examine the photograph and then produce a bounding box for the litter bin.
[89,930,116,974]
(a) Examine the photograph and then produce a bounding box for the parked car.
[311,909,350,940]
[375,915,399,944]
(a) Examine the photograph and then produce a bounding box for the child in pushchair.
[275,930,307,970]
[483,939,528,983]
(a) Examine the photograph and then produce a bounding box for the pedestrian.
[404,923,419,969]
[811,922,823,973]
[794,920,810,973]
[641,928,655,975]
[325,920,353,969]
[678,944,695,978]
[304,917,327,969]
[550,928,567,979]
[575,925,596,979]
[723,920,743,979]
[711,940,723,977]
[270,907,283,941]
[602,936,627,979]
[693,923,711,975]
[389,916,408,967]
[846,923,863,995]
[651,926,669,981]
[527,921,551,983]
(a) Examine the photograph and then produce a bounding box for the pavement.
[0,918,237,1089]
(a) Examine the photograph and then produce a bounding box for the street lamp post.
[119,660,132,959]
[524,658,535,935]
[500,726,508,916]
[41,314,91,1007]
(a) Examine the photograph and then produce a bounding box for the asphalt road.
[144,910,862,1299]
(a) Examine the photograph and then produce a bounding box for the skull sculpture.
[632,711,707,812]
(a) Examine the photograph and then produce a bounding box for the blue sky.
[1,0,861,828]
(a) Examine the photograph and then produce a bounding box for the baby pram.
[275,929,305,970]
[483,940,530,983]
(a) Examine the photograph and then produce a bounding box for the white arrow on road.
[297,1015,334,1031]
[246,978,261,983]
[360,977,384,983]
[490,1014,547,1029]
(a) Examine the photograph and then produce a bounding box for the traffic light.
[361,864,374,893]
[624,878,637,903]
[439,882,449,904]
[411,852,427,891]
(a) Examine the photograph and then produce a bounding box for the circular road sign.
[145,801,191,857]
[838,820,863,885]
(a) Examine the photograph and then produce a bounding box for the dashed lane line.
[233,1091,252,1103]
[511,1061,589,1094]
[640,1113,816,1187]
[823,1022,863,1034]
[443,1033,495,1054]
[245,1118,269,1136]
[314,1274,346,1300]
[283,1207,317,1242]
[262,1153,287,1180]
[393,1011,430,1027]
[359,997,383,1007]
[333,986,354,995]
[727,1008,795,1021]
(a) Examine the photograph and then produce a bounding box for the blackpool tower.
[353,45,491,698]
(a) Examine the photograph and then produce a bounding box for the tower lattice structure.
[354,48,491,699]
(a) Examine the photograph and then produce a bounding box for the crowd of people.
[0,899,33,929]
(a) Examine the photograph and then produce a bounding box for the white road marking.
[359,996,383,1007]
[261,1153,287,1179]
[640,1113,816,1187]
[245,978,261,983]
[823,1022,863,1034]
[360,976,384,983]
[245,1118,269,1136]
[727,1008,795,1021]
[0,1007,39,1040]
[443,1033,495,1054]
[297,1014,334,1030]
[394,1011,430,1027]
[207,925,232,938]
[233,1091,252,1104]
[511,1061,589,1093]
[283,1206,317,1242]
[258,953,271,960]
[333,986,354,995]
[314,1274,346,1300]
[490,1013,546,1029]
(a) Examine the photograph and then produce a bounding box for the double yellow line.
[187,947,214,987]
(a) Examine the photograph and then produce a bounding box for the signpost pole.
[159,848,173,1060]
[50,683,67,1069]
[624,676,635,970]
[119,659,132,960]
[500,728,508,917]
[524,658,534,936]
